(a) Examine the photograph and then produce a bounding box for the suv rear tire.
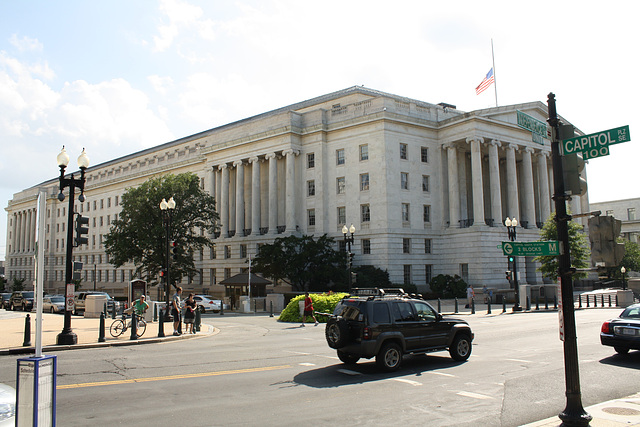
[449,334,472,361]
[325,318,350,349]
[337,350,360,365]
[376,342,402,371]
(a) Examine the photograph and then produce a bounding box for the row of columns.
[206,149,299,238]
[10,208,37,254]
[445,138,553,228]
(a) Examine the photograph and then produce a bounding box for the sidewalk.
[0,309,214,355]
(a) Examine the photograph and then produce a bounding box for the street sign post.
[517,110,548,140]
[560,125,630,159]
[502,241,560,257]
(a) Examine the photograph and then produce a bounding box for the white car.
[193,295,222,313]
[43,295,66,313]
[0,383,16,426]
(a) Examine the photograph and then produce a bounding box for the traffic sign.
[561,125,630,158]
[517,110,548,138]
[502,241,560,257]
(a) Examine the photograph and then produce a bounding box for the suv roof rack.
[350,288,406,297]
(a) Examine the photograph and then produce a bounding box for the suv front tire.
[376,342,402,372]
[449,333,472,361]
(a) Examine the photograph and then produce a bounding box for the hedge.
[278,292,349,323]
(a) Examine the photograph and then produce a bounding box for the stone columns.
[204,165,215,197]
[284,149,298,232]
[266,153,278,234]
[522,147,536,228]
[467,137,485,226]
[537,151,551,223]
[488,140,502,226]
[445,143,460,228]
[233,160,245,236]
[219,164,229,237]
[505,143,520,221]
[249,156,261,235]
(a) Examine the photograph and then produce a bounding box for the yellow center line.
[57,365,291,390]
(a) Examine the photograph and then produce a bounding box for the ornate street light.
[342,224,356,291]
[505,217,522,312]
[160,197,176,320]
[621,266,627,291]
[56,146,89,345]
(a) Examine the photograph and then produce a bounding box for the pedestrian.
[301,292,318,327]
[132,294,149,318]
[184,293,196,334]
[172,287,183,336]
[482,285,489,303]
[466,284,475,309]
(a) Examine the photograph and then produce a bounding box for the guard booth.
[219,273,271,311]
[128,279,152,321]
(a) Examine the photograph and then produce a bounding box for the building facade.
[589,198,640,244]
[5,86,590,297]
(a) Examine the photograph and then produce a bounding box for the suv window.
[373,302,391,324]
[334,301,363,321]
[414,301,437,321]
[392,301,416,322]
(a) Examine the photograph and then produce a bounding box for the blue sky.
[1,0,639,261]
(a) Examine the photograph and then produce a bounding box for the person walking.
[301,292,318,327]
[172,287,183,336]
[132,295,149,317]
[466,285,475,309]
[184,293,196,334]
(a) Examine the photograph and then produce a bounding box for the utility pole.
[548,93,591,426]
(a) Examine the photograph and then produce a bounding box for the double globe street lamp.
[160,197,176,316]
[342,224,356,291]
[504,217,522,312]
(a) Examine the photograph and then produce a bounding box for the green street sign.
[517,110,548,138]
[502,241,560,257]
[561,125,631,158]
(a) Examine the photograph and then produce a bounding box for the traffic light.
[348,252,354,268]
[171,241,178,260]
[505,270,512,281]
[74,214,89,246]
[559,124,587,197]
[588,216,625,267]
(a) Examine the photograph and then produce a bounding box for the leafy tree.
[428,274,466,298]
[352,265,391,288]
[252,234,347,292]
[104,173,219,286]
[11,277,26,292]
[534,212,590,280]
[0,276,7,292]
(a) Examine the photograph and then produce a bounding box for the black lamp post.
[621,266,627,291]
[342,224,356,291]
[56,146,89,345]
[160,197,176,318]
[505,217,522,312]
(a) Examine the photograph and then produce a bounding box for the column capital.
[442,142,458,151]
[465,136,484,145]
[506,142,519,151]
[537,150,551,158]
[248,156,260,164]
[233,160,244,168]
[219,163,228,170]
[282,148,299,157]
[523,146,535,154]
[489,139,501,148]
[265,152,277,160]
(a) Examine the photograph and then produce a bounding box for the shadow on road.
[293,354,465,388]
[599,350,640,369]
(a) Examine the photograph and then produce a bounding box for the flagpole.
[491,39,498,107]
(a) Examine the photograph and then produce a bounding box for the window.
[403,238,411,254]
[403,265,412,284]
[307,209,316,226]
[629,208,636,221]
[210,268,216,286]
[100,199,104,209]
[373,303,391,324]
[224,268,231,280]
[402,203,410,222]
[100,216,104,227]
[401,172,409,190]
[361,204,371,223]
[107,197,111,208]
[336,177,345,194]
[336,149,345,165]
[240,244,247,258]
[307,153,315,169]
[425,265,433,285]
[210,245,216,259]
[224,245,231,259]
[115,196,119,206]
[392,301,415,322]
[400,143,408,160]
[460,263,469,283]
[421,147,429,163]
[360,173,369,191]
[425,238,432,254]
[422,175,429,192]
[337,207,346,225]
[362,239,371,255]
[423,205,431,223]
[359,144,369,161]
[307,180,315,197]
[606,210,614,216]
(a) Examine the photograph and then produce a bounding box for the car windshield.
[23,292,35,298]
[621,306,640,319]
[50,297,65,303]
[198,295,215,300]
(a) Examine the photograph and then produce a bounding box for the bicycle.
[110,312,147,338]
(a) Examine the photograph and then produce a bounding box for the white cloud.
[9,34,43,52]
[148,74,174,95]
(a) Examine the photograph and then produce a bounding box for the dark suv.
[9,291,35,311]
[325,288,474,371]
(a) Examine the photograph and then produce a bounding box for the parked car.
[73,292,120,315]
[0,383,16,427]
[193,295,222,313]
[43,295,66,313]
[0,293,11,310]
[325,288,474,371]
[600,303,640,354]
[9,291,35,311]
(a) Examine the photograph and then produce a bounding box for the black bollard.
[616,294,619,307]
[544,295,549,310]
[437,298,441,313]
[608,295,612,307]
[526,296,531,311]
[554,295,558,310]
[254,299,257,314]
[195,308,201,333]
[601,294,605,308]
[177,312,182,335]
[154,304,158,322]
[471,298,475,314]
[220,300,224,316]
[112,302,116,319]
[502,299,506,313]
[158,310,165,337]
[454,297,459,313]
[536,295,540,311]
[23,314,32,347]
[578,294,582,308]
[270,301,274,318]
[487,299,491,315]
[586,295,590,308]
[103,302,107,317]
[130,314,138,340]
[98,312,106,342]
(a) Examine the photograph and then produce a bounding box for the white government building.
[5,86,590,299]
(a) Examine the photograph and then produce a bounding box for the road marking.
[284,350,311,355]
[56,365,292,390]
[389,378,422,386]
[299,363,316,366]
[337,369,362,376]
[426,371,456,378]
[506,358,533,364]
[457,391,493,400]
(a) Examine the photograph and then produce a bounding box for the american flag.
[475,68,495,95]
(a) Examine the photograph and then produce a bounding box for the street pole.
[160,197,175,321]
[548,93,592,426]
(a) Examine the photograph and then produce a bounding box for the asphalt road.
[0,308,638,426]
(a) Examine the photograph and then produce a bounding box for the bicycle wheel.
[136,318,147,338]
[110,319,126,337]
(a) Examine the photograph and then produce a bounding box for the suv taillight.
[601,322,611,334]
[363,326,372,340]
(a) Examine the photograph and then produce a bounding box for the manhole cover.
[602,407,640,416]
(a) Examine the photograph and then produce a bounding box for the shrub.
[278,292,349,323]
[429,274,467,298]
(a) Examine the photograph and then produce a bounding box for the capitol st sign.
[560,125,630,159]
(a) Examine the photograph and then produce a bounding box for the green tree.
[352,265,391,288]
[11,277,26,292]
[0,276,7,292]
[428,274,466,298]
[104,173,219,286]
[534,212,590,280]
[252,234,347,292]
